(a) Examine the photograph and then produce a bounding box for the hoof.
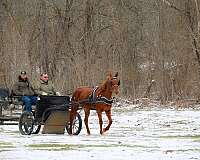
[103,128,107,133]
[87,131,91,135]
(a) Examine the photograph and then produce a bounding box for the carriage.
[0,88,24,124]
[0,72,120,135]
[0,89,82,135]
[19,95,82,135]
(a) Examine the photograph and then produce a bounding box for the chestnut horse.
[69,72,120,135]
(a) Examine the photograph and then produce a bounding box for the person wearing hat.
[34,73,61,96]
[12,71,37,112]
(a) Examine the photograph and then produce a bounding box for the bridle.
[110,77,120,87]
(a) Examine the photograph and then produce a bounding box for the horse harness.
[88,86,113,106]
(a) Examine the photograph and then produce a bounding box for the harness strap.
[88,86,98,104]
[88,86,113,105]
[96,96,113,105]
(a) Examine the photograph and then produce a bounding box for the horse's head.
[98,72,120,97]
[107,72,120,95]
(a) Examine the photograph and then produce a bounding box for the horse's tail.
[69,90,80,135]
[71,89,80,110]
[71,88,82,102]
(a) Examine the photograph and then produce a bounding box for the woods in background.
[0,0,200,103]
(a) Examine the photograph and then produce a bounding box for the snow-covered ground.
[0,104,200,160]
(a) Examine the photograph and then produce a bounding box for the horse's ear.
[114,72,118,77]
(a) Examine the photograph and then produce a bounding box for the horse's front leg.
[96,109,103,135]
[103,109,112,133]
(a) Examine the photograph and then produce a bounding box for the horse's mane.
[97,73,113,94]
[98,80,108,92]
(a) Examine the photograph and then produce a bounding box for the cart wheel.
[19,111,34,135]
[31,111,41,134]
[32,123,41,134]
[66,112,82,135]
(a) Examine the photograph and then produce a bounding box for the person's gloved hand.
[56,92,61,96]
[41,92,48,95]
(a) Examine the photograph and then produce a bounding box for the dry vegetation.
[0,0,200,104]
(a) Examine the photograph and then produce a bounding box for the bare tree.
[0,0,200,102]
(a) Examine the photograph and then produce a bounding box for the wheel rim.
[66,113,82,135]
[32,123,41,134]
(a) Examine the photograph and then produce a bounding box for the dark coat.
[12,76,35,96]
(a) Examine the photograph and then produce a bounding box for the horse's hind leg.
[84,106,91,135]
[103,110,112,133]
[69,105,78,135]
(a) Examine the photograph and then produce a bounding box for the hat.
[21,71,26,75]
